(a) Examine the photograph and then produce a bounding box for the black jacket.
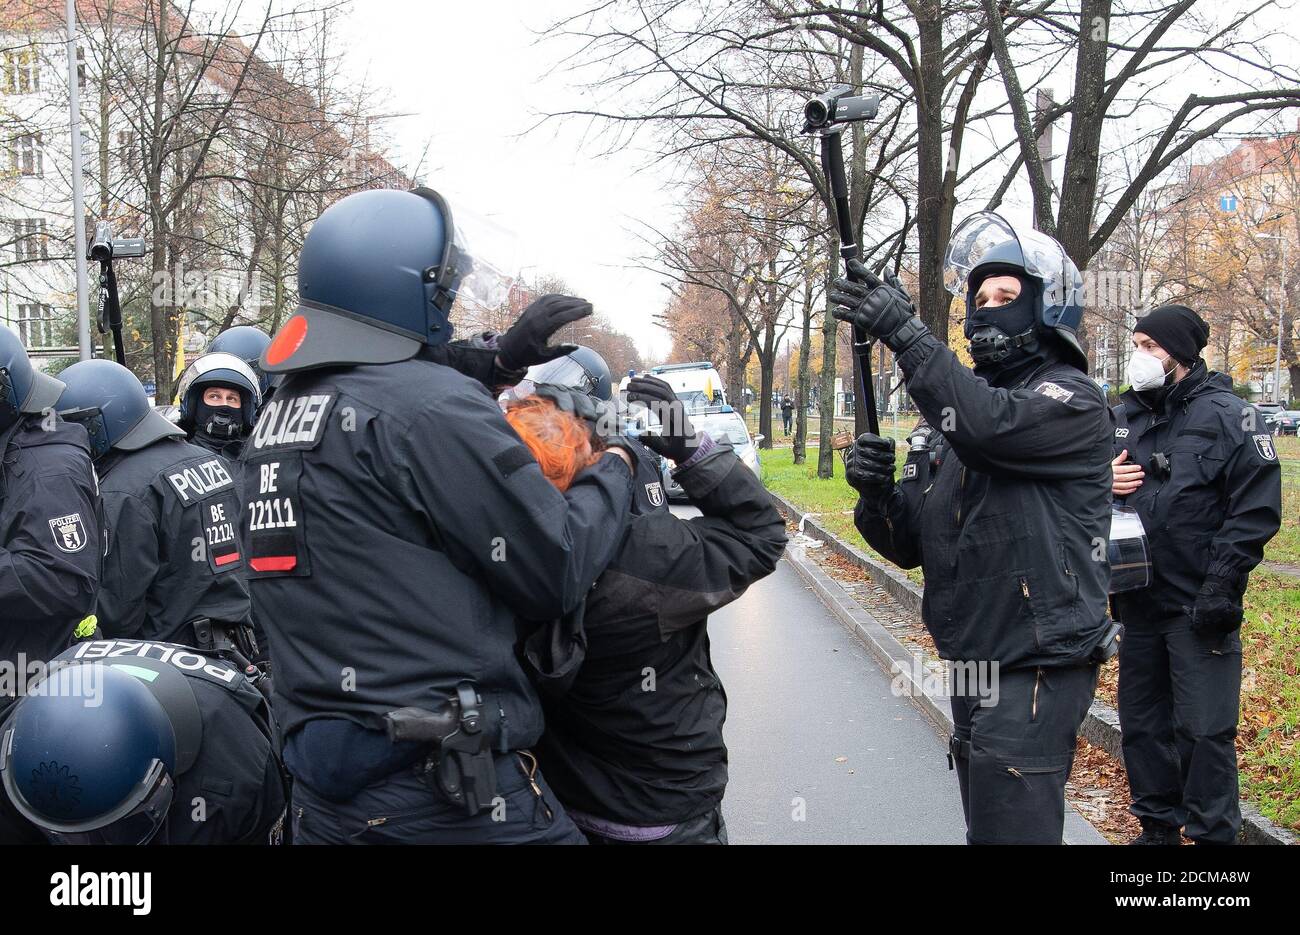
[855,335,1113,670]
[240,357,633,756]
[95,438,253,644]
[56,638,284,844]
[0,415,101,670]
[535,443,786,825]
[1112,364,1281,621]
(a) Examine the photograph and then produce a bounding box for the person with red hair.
[508,375,786,845]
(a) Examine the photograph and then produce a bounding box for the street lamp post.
[66,0,91,360]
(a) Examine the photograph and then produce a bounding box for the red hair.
[504,397,600,492]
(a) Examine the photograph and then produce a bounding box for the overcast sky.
[342,0,681,359]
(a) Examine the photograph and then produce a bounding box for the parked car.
[1270,410,1300,436]
[1256,401,1284,422]
[662,405,762,500]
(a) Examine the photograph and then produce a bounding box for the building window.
[12,218,48,260]
[11,133,43,177]
[2,48,39,95]
[16,303,56,349]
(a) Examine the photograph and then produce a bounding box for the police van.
[649,362,727,412]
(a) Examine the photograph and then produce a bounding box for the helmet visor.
[59,406,112,460]
[523,357,603,397]
[44,767,174,845]
[445,204,519,316]
[944,211,1076,306]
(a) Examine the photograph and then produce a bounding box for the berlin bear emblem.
[1253,433,1277,462]
[645,482,665,508]
[48,513,88,554]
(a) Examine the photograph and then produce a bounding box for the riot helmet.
[262,187,517,374]
[944,211,1088,371]
[56,359,184,460]
[176,351,261,438]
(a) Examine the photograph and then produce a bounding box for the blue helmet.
[263,187,515,374]
[208,326,272,395]
[944,211,1088,370]
[57,359,184,460]
[0,325,66,428]
[176,351,262,434]
[0,660,202,844]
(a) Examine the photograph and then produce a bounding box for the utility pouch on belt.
[383,681,497,817]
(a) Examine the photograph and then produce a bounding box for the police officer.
[0,639,285,844]
[1110,304,1281,845]
[834,213,1115,844]
[519,373,786,844]
[175,351,262,462]
[0,327,102,689]
[243,186,634,844]
[56,360,257,659]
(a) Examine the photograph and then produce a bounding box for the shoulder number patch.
[49,513,88,553]
[1253,434,1278,462]
[1033,381,1075,403]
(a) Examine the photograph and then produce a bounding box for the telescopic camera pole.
[802,85,880,439]
[88,222,146,366]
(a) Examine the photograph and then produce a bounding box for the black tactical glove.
[496,294,593,372]
[625,374,703,465]
[830,260,930,356]
[844,433,897,497]
[1190,574,1244,636]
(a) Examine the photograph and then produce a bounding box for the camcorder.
[803,85,880,133]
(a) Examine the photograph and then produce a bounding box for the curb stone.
[770,489,1298,846]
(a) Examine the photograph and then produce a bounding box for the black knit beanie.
[1132,304,1210,366]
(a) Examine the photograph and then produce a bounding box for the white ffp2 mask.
[1128,350,1170,391]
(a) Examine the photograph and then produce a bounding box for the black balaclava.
[966,268,1057,386]
[191,382,248,457]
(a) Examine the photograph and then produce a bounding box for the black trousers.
[1117,613,1241,844]
[949,664,1097,844]
[290,751,586,844]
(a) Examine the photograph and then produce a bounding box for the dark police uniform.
[854,338,1113,844]
[242,357,633,844]
[95,438,254,649]
[0,416,102,675]
[4,638,284,844]
[1112,362,1281,843]
[534,440,786,843]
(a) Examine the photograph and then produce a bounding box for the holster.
[383,681,497,817]
[190,617,270,698]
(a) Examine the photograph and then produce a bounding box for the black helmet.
[208,326,272,396]
[0,325,65,432]
[176,351,262,436]
[0,659,202,844]
[944,211,1088,371]
[57,359,184,460]
[262,187,516,374]
[522,346,612,401]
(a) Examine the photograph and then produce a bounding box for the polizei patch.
[48,513,87,553]
[1253,433,1278,462]
[166,457,234,505]
[1033,381,1075,403]
[645,482,665,507]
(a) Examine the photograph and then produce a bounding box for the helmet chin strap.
[969,326,1040,366]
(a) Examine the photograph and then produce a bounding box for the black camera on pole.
[801,84,881,439]
[88,221,147,364]
[802,85,880,133]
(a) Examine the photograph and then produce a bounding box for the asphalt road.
[707,558,968,844]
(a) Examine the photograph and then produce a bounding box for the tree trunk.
[817,247,841,478]
[757,323,776,448]
[794,289,813,465]
[913,6,951,340]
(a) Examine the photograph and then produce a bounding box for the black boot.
[1129,818,1181,845]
